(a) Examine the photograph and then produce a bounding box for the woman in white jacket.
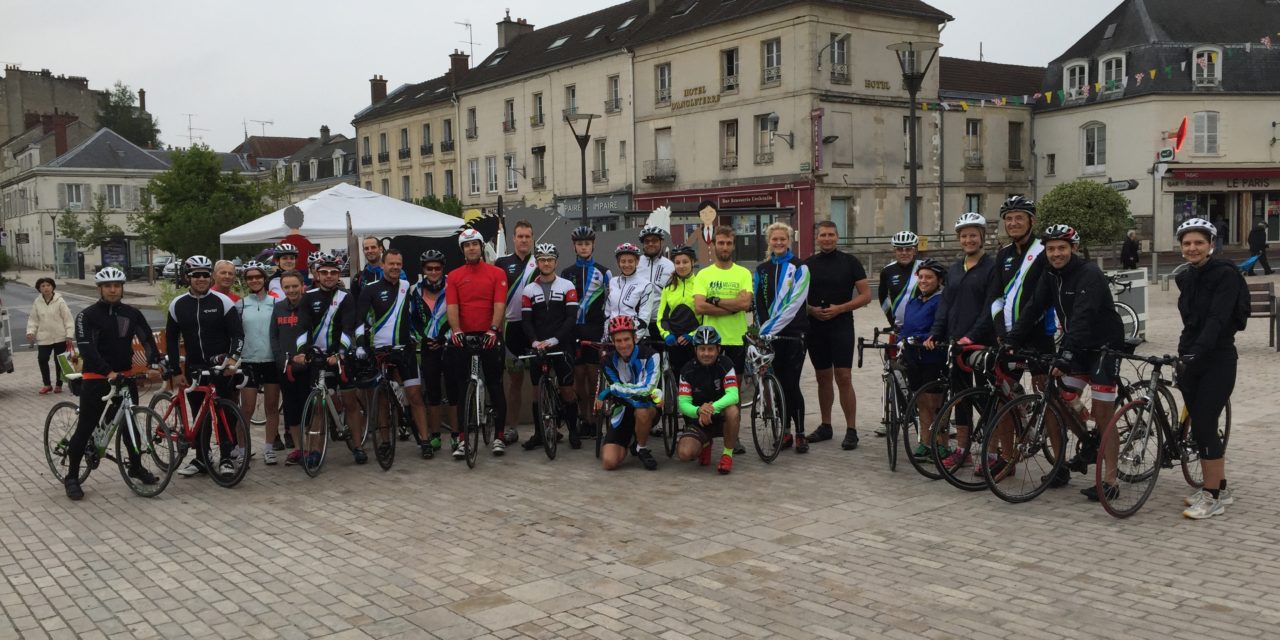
[25,277,75,394]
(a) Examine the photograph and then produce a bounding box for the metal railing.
[376,151,389,163]
[360,155,372,166]
[420,143,433,156]
[397,148,411,160]
[465,127,478,139]
[656,87,671,104]
[592,169,608,182]
[721,75,739,92]
[502,119,516,133]
[642,159,676,183]
[762,66,782,84]
[440,140,455,152]
[531,176,546,189]
[604,97,621,113]
[964,150,983,168]
[721,153,738,169]
[830,64,850,83]
[530,113,545,127]
[754,151,774,165]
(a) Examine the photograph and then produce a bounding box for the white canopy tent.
[218,183,460,245]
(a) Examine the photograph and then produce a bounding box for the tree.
[97,81,161,148]
[1036,180,1134,258]
[57,196,123,251]
[414,194,463,217]
[139,145,261,258]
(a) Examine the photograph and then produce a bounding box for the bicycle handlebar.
[516,350,566,360]
[1102,346,1180,367]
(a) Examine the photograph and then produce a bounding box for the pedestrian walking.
[25,277,75,394]
[1247,222,1273,276]
[1120,230,1140,270]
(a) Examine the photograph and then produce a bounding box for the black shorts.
[242,361,279,389]
[377,348,420,387]
[722,345,746,377]
[904,360,944,392]
[504,323,531,370]
[574,326,605,365]
[419,345,457,405]
[1024,333,1057,376]
[807,318,854,370]
[528,351,575,388]
[602,407,637,448]
[1062,349,1121,400]
[680,415,726,444]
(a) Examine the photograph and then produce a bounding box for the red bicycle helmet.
[607,315,638,335]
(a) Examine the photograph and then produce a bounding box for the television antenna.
[456,20,478,65]
[242,118,274,138]
[181,113,209,148]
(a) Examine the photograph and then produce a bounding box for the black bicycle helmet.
[670,245,697,260]
[1000,195,1037,219]
[915,258,947,284]
[570,225,596,241]
[420,249,446,265]
[1042,224,1080,246]
[691,325,722,346]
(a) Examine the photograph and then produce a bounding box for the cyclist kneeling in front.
[674,326,740,474]
[596,315,660,471]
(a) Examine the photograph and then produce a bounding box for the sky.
[2,0,1121,152]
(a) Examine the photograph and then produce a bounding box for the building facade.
[274,125,358,201]
[1033,0,1280,251]
[0,66,103,144]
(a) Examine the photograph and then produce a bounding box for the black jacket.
[1120,238,1140,266]
[976,239,1050,339]
[1249,227,1268,253]
[930,253,996,343]
[75,300,159,376]
[1010,255,1123,355]
[166,290,243,374]
[1176,257,1244,360]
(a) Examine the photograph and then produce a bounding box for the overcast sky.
[3,0,1120,152]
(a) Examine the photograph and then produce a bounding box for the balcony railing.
[531,176,546,189]
[377,151,389,163]
[830,63,850,84]
[720,153,738,169]
[502,119,516,133]
[398,148,411,160]
[754,151,774,165]
[604,97,621,113]
[360,155,372,166]
[762,66,782,84]
[642,159,676,183]
[562,107,578,121]
[721,75,739,92]
[1008,158,1024,170]
[964,150,983,168]
[592,169,608,183]
[465,127,478,139]
[420,143,433,156]
[440,139,455,153]
[530,113,545,127]
[656,87,671,105]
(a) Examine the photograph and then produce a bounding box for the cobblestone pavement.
[2,280,1278,640]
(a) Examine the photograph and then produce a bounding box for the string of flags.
[921,32,1280,112]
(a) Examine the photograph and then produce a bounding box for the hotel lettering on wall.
[671,86,721,111]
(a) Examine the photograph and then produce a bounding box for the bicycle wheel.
[594,370,609,459]
[538,379,559,460]
[203,398,250,488]
[884,375,902,472]
[932,386,1000,492]
[980,393,1066,503]
[661,370,679,458]
[462,380,481,468]
[116,406,176,498]
[751,374,786,463]
[1114,302,1140,340]
[369,383,398,471]
[1097,397,1164,518]
[299,390,330,478]
[44,401,89,483]
[1178,399,1230,489]
[902,380,946,480]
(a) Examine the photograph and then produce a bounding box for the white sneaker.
[263,448,277,466]
[492,439,506,456]
[874,423,888,437]
[218,460,235,476]
[452,441,467,460]
[176,462,204,477]
[1183,495,1226,520]
[1185,487,1234,507]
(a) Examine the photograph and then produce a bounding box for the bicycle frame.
[90,378,143,457]
[157,370,235,448]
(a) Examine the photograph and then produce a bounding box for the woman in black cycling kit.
[1174,218,1244,520]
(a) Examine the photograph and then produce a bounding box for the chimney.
[138,88,146,112]
[320,125,331,145]
[496,10,535,48]
[648,0,666,15]
[448,51,470,86]
[369,75,388,104]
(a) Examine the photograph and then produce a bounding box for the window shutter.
[84,184,93,207]
[58,183,67,209]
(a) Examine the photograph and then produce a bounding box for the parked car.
[162,260,180,278]
[0,291,14,374]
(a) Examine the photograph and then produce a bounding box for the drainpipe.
[1029,110,1038,199]
[937,109,945,235]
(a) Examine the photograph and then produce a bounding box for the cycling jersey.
[237,292,276,363]
[930,255,996,344]
[445,262,506,333]
[353,278,413,349]
[693,262,753,346]
[1009,254,1122,354]
[599,344,659,409]
[75,299,159,377]
[604,273,659,339]
[878,260,920,327]
[657,276,701,340]
[495,252,537,325]
[349,263,384,304]
[298,286,354,355]
[1176,257,1245,360]
[410,278,451,342]
[212,284,241,303]
[677,355,739,418]
[638,254,674,322]
[754,251,810,337]
[804,248,867,323]
[270,296,308,370]
[520,277,579,348]
[166,290,244,374]
[981,238,1053,338]
[562,257,611,335]
[900,291,944,365]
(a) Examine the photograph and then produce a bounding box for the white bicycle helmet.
[954,212,987,233]
[94,266,127,283]
[890,231,919,247]
[1176,217,1217,240]
[639,225,666,240]
[184,255,214,271]
[457,228,484,246]
[534,243,558,258]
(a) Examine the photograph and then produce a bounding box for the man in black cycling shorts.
[596,315,660,471]
[675,326,741,475]
[804,220,871,449]
[519,243,581,450]
[496,220,537,445]
[295,253,366,463]
[1007,225,1125,499]
[63,267,163,500]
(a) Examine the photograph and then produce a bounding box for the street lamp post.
[888,41,941,234]
[565,112,599,226]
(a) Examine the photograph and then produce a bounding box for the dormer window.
[586,25,603,39]
[1193,46,1222,87]
[1064,60,1088,95]
[618,15,637,30]
[277,164,286,181]
[549,36,569,50]
[1100,54,1124,92]
[309,159,318,180]
[291,162,300,182]
[488,51,507,67]
[333,153,342,176]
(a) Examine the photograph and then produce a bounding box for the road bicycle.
[44,373,176,498]
[364,345,415,471]
[297,350,361,477]
[742,333,794,464]
[580,341,614,459]
[930,345,1029,492]
[516,349,568,460]
[454,334,499,468]
[657,344,681,458]
[149,365,251,488]
[1095,349,1231,518]
[900,340,974,481]
[976,350,1073,503]
[857,327,909,471]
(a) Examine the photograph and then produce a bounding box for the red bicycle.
[149,365,251,488]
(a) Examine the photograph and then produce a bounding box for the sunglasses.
[423,265,443,272]
[188,272,212,279]
[317,269,340,276]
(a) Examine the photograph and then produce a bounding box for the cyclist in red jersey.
[446,229,510,457]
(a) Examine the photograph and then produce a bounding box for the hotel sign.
[671,86,722,111]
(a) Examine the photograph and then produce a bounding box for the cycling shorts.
[904,361,944,392]
[806,318,854,370]
[1061,349,1120,402]
[242,361,279,389]
[601,405,656,449]
[529,352,575,388]
[680,415,726,444]
[504,323,531,372]
[385,349,421,388]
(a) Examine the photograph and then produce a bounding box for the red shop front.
[631,181,815,263]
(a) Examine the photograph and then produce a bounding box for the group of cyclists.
[55,198,1244,520]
